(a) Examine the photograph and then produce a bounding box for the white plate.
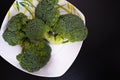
[0,0,85,77]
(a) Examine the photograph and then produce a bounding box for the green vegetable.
[46,14,88,44]
[24,18,50,41]
[3,29,26,46]
[17,52,41,72]
[2,13,28,46]
[43,8,60,26]
[17,41,51,72]
[7,13,28,31]
[54,14,88,42]
[35,0,60,26]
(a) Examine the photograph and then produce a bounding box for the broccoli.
[2,13,28,46]
[43,8,60,26]
[6,13,28,31]
[17,41,51,72]
[45,14,88,44]
[17,52,41,72]
[2,29,26,46]
[24,18,50,41]
[35,0,60,26]
[54,14,88,42]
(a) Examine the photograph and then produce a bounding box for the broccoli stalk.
[44,32,68,44]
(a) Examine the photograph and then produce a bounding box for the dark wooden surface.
[0,0,120,80]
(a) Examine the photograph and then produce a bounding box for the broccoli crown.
[7,13,28,31]
[35,0,60,26]
[17,41,51,72]
[43,8,60,26]
[53,14,88,42]
[24,18,48,41]
[17,53,41,72]
[2,13,28,46]
[3,29,25,46]
[21,40,51,54]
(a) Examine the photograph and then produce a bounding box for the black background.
[0,0,120,80]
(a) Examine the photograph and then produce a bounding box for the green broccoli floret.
[43,8,60,26]
[7,13,28,31]
[17,41,51,72]
[35,0,60,26]
[45,14,88,44]
[2,29,26,46]
[54,14,88,42]
[17,52,41,72]
[2,13,28,46]
[24,18,50,41]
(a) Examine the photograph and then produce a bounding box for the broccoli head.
[2,29,26,46]
[17,41,51,72]
[47,14,88,44]
[6,13,28,31]
[24,18,49,41]
[2,13,28,46]
[54,14,88,42]
[35,0,60,26]
[17,52,41,72]
[44,8,60,26]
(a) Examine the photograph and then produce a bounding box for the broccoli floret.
[48,14,88,44]
[43,8,60,26]
[2,29,26,46]
[24,18,50,41]
[35,0,60,26]
[2,13,28,46]
[17,41,51,72]
[17,52,41,72]
[54,14,88,42]
[7,13,28,31]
